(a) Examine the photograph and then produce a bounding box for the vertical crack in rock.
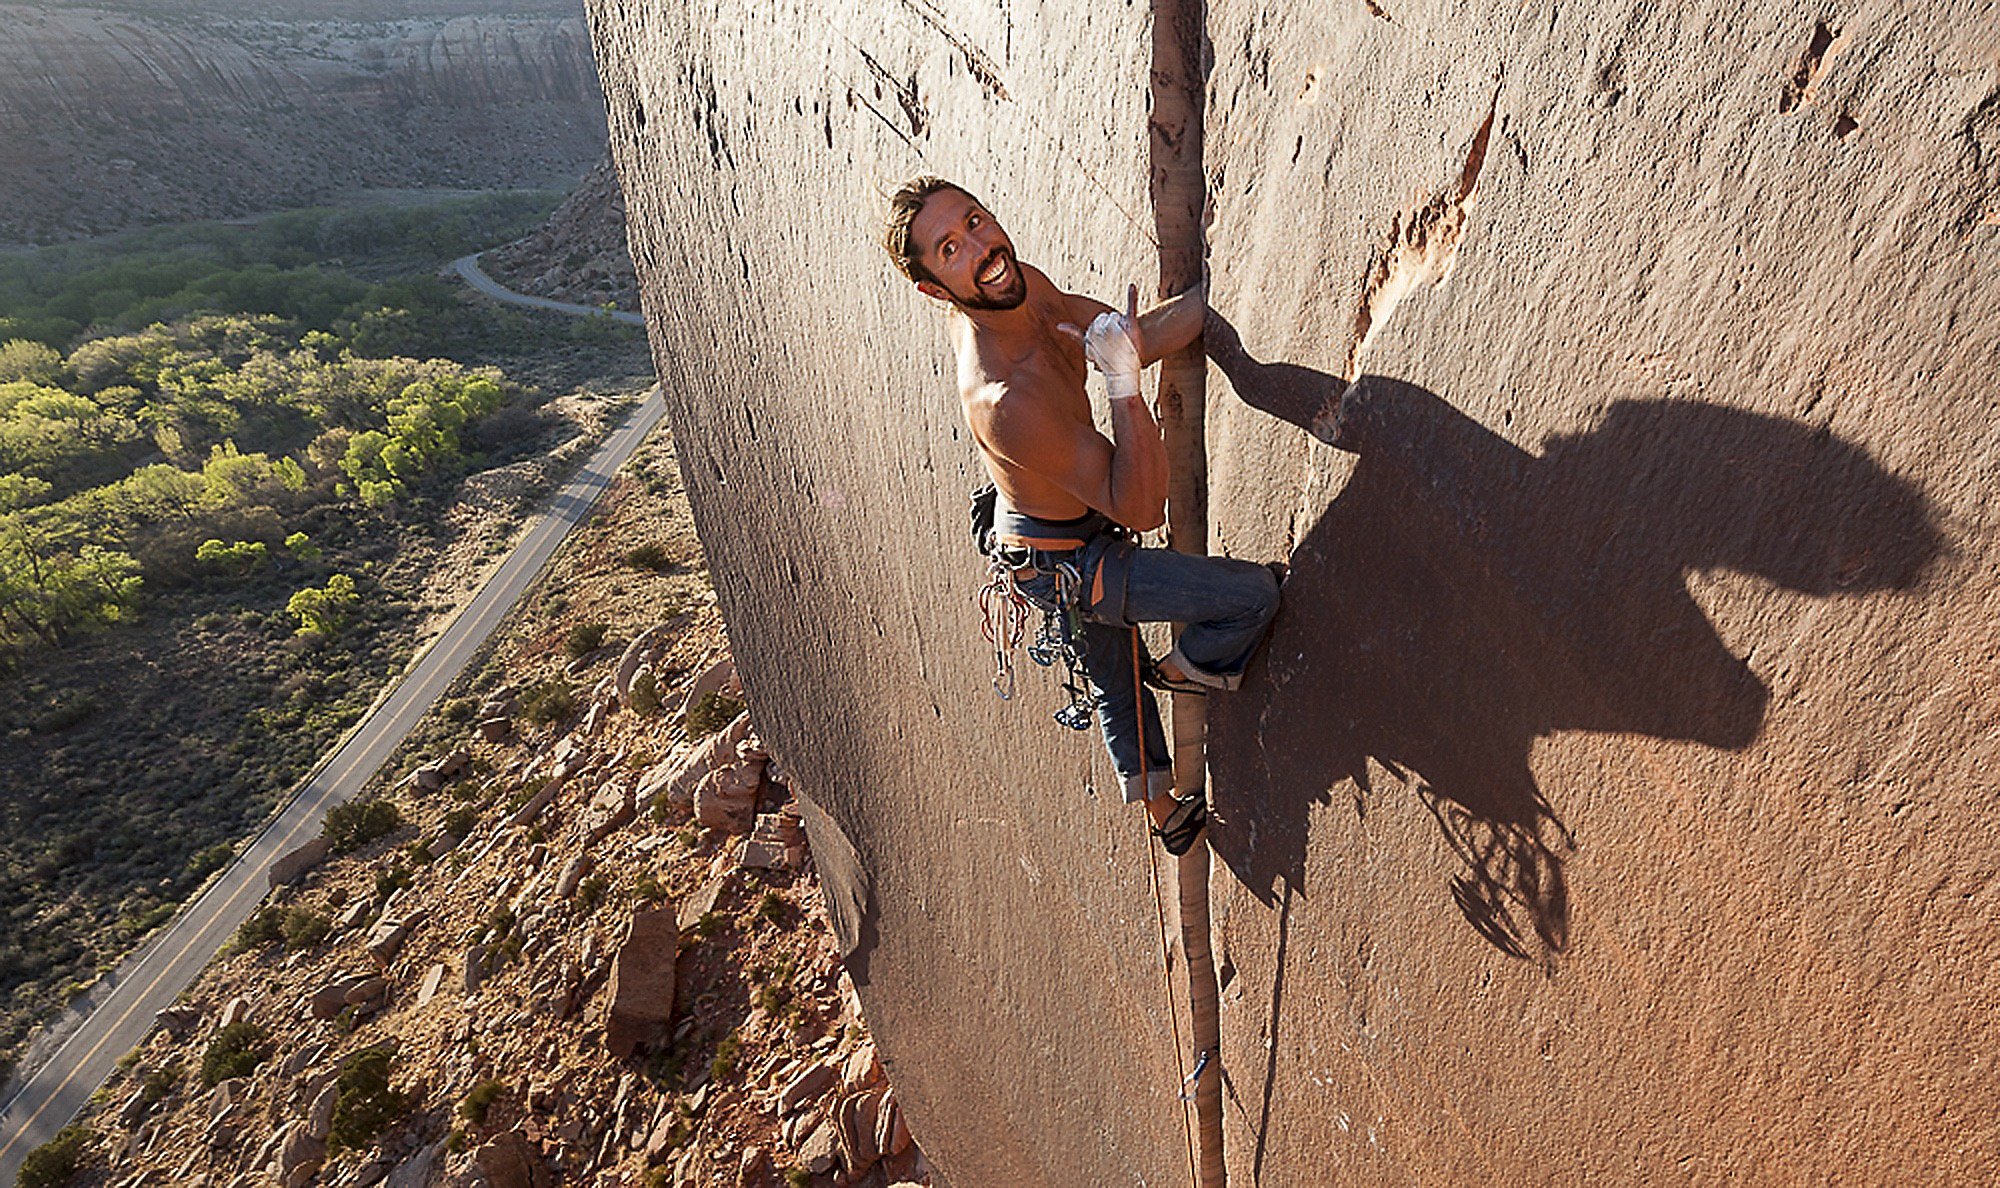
[1780,21,1843,114]
[1340,93,1498,383]
[1362,0,1394,23]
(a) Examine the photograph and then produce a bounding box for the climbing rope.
[1135,625,1201,1186]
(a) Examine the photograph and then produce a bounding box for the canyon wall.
[591,0,2000,1183]
[0,4,605,241]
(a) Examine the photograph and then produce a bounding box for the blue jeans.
[1017,540,1280,802]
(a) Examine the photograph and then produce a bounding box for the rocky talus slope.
[590,0,1998,1182]
[59,439,932,1188]
[0,4,605,243]
[483,157,639,313]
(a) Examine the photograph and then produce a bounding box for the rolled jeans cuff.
[1165,642,1245,691]
[1121,767,1177,804]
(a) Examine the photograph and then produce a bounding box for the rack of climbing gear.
[976,550,1031,701]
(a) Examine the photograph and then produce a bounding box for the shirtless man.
[883,177,1280,854]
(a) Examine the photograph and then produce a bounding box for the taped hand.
[1060,284,1144,400]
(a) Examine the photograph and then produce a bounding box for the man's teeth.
[979,257,1006,284]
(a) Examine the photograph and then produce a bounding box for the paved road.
[450,253,647,325]
[0,312,663,1184]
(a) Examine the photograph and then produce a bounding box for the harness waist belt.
[992,505,1114,552]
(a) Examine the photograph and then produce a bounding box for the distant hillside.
[0,3,607,243]
[483,155,638,313]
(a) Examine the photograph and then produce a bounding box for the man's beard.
[950,247,1027,311]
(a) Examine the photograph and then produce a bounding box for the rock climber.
[881,176,1281,855]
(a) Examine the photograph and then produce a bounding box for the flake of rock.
[506,771,568,827]
[218,996,251,1028]
[583,784,637,847]
[693,768,758,834]
[798,1119,838,1174]
[738,1145,769,1184]
[344,975,390,1005]
[675,873,728,934]
[779,1062,837,1114]
[841,1043,881,1091]
[383,1138,446,1188]
[306,1080,338,1141]
[365,922,409,968]
[283,1040,329,1077]
[603,902,678,1057]
[878,1088,912,1157]
[557,855,594,899]
[206,1078,243,1123]
[417,962,448,1006]
[735,837,787,871]
[336,897,373,933]
[263,1119,323,1188]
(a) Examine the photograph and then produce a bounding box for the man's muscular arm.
[1065,279,1207,367]
[978,369,1169,532]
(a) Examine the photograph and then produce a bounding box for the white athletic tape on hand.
[1084,311,1142,400]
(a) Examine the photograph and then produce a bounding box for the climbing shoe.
[1141,658,1209,697]
[1151,791,1208,856]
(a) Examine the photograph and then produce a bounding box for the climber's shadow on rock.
[1202,313,1942,960]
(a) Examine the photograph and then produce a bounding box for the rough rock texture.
[592,0,1998,1184]
[0,2,605,242]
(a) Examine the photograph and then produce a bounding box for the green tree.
[287,573,359,636]
[0,339,62,384]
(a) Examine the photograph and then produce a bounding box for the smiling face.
[907,187,1027,311]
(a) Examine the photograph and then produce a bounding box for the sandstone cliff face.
[591,1,1999,1183]
[0,4,606,242]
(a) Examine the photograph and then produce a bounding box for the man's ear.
[915,279,950,303]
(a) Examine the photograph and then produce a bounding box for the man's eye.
[941,242,956,258]
[969,213,982,228]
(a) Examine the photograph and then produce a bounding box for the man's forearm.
[1139,280,1207,366]
[1105,396,1169,531]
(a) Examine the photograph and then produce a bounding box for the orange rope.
[1135,623,1200,1185]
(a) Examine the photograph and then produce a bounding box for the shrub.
[517,680,575,726]
[184,842,233,881]
[138,1064,181,1108]
[323,798,402,853]
[234,905,285,949]
[442,806,479,838]
[17,1124,92,1188]
[327,1045,412,1152]
[280,908,330,950]
[685,692,743,738]
[200,1021,272,1087]
[629,670,661,717]
[563,621,608,658]
[459,1078,505,1125]
[622,542,676,572]
[576,875,607,914]
[709,1029,742,1083]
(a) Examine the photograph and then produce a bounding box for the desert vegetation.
[0,192,651,1079]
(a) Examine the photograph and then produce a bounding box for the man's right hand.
[1060,284,1144,400]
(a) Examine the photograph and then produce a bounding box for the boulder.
[778,1062,836,1114]
[474,1131,552,1188]
[365,922,409,968]
[306,1081,338,1141]
[557,855,594,899]
[603,903,678,1058]
[310,974,375,1021]
[277,1122,326,1188]
[478,715,513,743]
[268,838,329,889]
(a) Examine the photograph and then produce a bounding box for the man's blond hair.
[882,176,984,283]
